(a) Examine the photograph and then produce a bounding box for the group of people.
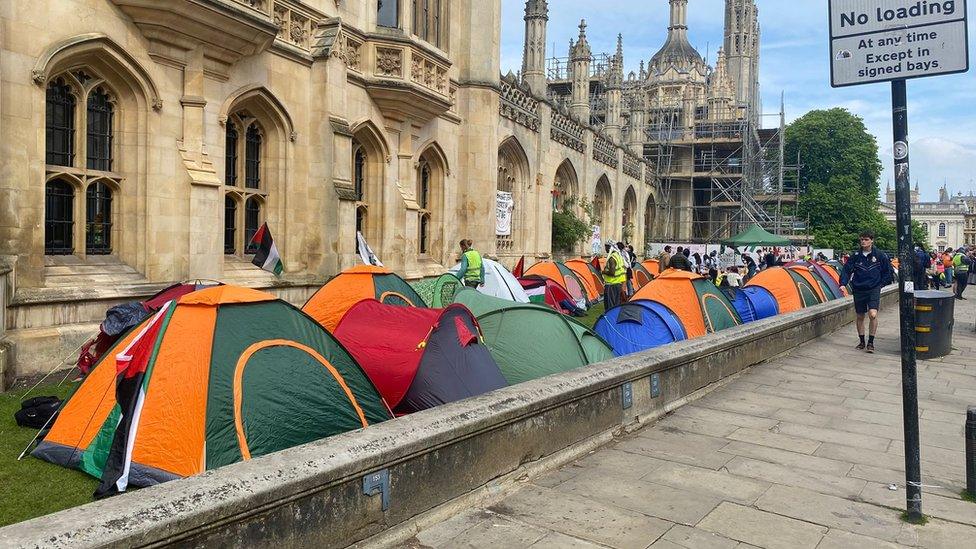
[912,245,974,299]
[601,240,641,310]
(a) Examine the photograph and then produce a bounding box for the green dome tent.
[411,273,464,308]
[722,224,791,247]
[453,289,614,385]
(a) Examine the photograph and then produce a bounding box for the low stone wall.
[0,289,897,548]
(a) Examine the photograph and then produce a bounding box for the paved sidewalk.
[401,297,976,549]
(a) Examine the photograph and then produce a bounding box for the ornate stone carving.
[499,79,540,132]
[376,47,402,77]
[344,36,362,71]
[550,110,585,153]
[623,152,642,179]
[593,134,618,168]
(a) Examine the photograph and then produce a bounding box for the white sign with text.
[829,0,969,87]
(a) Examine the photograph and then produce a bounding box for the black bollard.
[968,407,976,498]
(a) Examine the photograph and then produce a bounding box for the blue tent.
[594,300,687,356]
[725,286,779,323]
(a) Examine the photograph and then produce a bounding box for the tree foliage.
[785,108,900,252]
[551,197,593,253]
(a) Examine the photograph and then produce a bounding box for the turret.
[723,0,760,108]
[521,0,549,96]
[707,48,735,120]
[627,90,646,150]
[570,20,592,123]
[605,34,625,141]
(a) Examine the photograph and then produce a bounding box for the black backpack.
[14,396,62,429]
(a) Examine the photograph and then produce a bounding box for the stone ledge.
[0,288,898,548]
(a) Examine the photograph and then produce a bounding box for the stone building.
[0,0,690,382]
[880,183,968,251]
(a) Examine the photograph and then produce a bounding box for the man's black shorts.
[853,287,881,314]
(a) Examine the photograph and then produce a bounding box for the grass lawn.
[579,302,605,330]
[0,381,98,527]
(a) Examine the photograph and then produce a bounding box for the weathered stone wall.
[0,289,898,548]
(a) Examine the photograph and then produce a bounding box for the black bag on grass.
[14,396,62,429]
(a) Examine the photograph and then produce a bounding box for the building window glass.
[46,79,76,167]
[245,197,261,254]
[356,205,367,251]
[86,87,114,171]
[939,222,947,237]
[225,123,238,186]
[45,180,75,255]
[354,147,366,201]
[377,0,399,28]
[412,0,445,48]
[418,161,431,254]
[85,181,113,254]
[245,123,262,189]
[224,196,237,255]
[419,213,430,254]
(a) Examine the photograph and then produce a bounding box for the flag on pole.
[513,256,525,278]
[590,256,601,272]
[357,231,383,266]
[249,223,284,276]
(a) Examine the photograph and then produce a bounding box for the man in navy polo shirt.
[840,230,893,354]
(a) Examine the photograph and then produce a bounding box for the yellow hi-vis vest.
[604,250,627,285]
[954,253,969,273]
[463,249,483,282]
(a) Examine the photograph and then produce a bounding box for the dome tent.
[453,290,614,385]
[34,286,390,497]
[524,261,590,308]
[746,267,823,314]
[724,286,780,323]
[413,273,465,308]
[787,260,846,300]
[519,275,579,315]
[642,259,661,276]
[633,270,742,338]
[303,265,426,331]
[632,262,655,288]
[564,258,604,303]
[594,300,687,356]
[335,300,507,415]
[449,258,530,303]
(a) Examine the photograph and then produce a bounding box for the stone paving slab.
[399,299,976,548]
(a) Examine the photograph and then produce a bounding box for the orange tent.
[746,267,823,314]
[303,266,426,331]
[787,266,829,302]
[524,261,590,306]
[34,286,390,493]
[565,259,604,302]
[642,259,661,276]
[632,270,742,338]
[633,262,655,288]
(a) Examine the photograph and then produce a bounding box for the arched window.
[46,78,75,167]
[224,196,237,254]
[224,111,270,256]
[378,0,399,28]
[244,123,262,189]
[225,123,238,186]
[938,222,947,238]
[45,180,75,255]
[356,205,368,250]
[418,160,432,254]
[245,197,261,254]
[85,181,112,254]
[922,222,929,234]
[86,87,114,171]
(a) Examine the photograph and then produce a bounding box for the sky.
[499,0,976,202]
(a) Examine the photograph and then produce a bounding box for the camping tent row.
[38,267,617,496]
[596,264,845,357]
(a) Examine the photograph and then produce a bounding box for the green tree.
[551,197,593,253]
[785,109,897,252]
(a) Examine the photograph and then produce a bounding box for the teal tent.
[722,224,791,247]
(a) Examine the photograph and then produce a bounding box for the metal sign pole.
[891,78,922,521]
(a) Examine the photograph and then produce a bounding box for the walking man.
[840,230,893,353]
[602,241,627,310]
[953,246,971,299]
[456,239,484,288]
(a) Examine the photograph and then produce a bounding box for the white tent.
[451,258,530,303]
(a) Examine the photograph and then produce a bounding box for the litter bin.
[914,290,954,360]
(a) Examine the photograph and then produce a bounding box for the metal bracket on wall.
[363,468,391,511]
[622,382,633,410]
[650,373,661,398]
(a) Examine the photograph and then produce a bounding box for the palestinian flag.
[94,302,174,499]
[249,223,284,276]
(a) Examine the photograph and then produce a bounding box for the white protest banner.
[495,191,514,236]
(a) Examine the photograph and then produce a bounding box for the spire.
[571,19,591,60]
[569,19,592,123]
[615,34,624,61]
[648,0,705,77]
[521,0,549,95]
[669,0,689,32]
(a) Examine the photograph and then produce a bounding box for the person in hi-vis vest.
[457,239,485,288]
[603,241,627,310]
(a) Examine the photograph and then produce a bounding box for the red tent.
[518,276,576,314]
[334,300,507,415]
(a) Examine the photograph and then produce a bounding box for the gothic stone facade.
[0,0,658,382]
